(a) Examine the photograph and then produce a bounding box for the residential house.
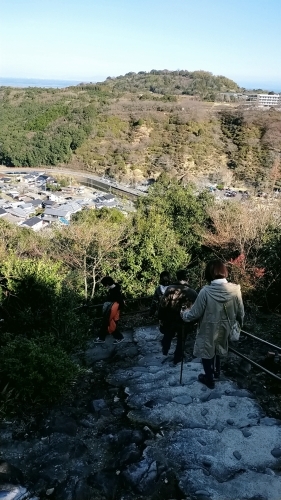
[94,194,117,208]
[103,193,115,202]
[36,174,56,184]
[20,217,45,231]
[0,208,7,218]
[23,174,39,184]
[30,199,44,208]
[3,213,25,225]
[61,201,82,214]
[7,191,20,199]
[42,200,57,208]
[47,192,64,203]
[6,207,28,219]
[43,207,72,220]
[17,203,35,215]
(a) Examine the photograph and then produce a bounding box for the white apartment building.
[248,94,281,107]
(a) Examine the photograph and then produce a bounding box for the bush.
[0,337,79,404]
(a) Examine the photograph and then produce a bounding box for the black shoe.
[198,374,215,389]
[113,337,124,344]
[94,337,105,343]
[214,371,220,380]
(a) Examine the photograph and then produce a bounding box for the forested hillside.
[0,70,281,190]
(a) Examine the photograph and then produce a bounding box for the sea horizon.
[0,77,84,88]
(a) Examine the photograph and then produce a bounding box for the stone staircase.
[107,325,281,500]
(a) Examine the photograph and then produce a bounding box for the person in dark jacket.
[149,271,171,317]
[95,276,125,344]
[158,270,197,364]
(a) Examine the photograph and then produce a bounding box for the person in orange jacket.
[95,276,125,344]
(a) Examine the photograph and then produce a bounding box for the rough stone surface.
[0,484,29,499]
[1,324,281,500]
[108,326,281,499]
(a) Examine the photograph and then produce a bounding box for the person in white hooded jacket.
[181,260,244,389]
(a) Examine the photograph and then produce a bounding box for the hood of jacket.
[204,282,241,303]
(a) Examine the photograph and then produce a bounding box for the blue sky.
[0,0,280,90]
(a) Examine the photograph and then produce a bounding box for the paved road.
[0,166,142,198]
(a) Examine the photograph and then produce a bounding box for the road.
[0,166,143,199]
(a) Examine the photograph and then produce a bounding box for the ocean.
[0,77,83,88]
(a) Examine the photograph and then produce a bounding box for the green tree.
[119,208,188,296]
[137,175,213,252]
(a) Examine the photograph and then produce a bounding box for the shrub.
[0,337,79,404]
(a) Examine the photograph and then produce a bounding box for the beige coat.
[181,282,244,359]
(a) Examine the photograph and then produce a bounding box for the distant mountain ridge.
[0,69,280,191]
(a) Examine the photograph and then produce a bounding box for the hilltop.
[0,70,280,191]
[97,69,241,100]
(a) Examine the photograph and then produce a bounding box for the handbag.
[223,304,241,341]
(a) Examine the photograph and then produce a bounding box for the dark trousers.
[99,320,123,341]
[173,325,196,363]
[202,356,221,382]
[161,323,177,355]
[112,322,123,340]
[174,327,187,363]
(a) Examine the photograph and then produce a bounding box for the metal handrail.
[241,329,281,352]
[93,308,151,321]
[87,296,152,309]
[229,346,281,383]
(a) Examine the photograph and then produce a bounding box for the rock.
[201,409,208,417]
[271,447,281,458]
[69,441,88,459]
[240,360,252,373]
[79,419,95,429]
[88,470,118,498]
[195,490,211,497]
[242,429,252,438]
[51,416,77,436]
[118,443,141,465]
[116,429,144,445]
[227,419,234,425]
[265,468,275,476]
[247,412,259,419]
[143,426,154,438]
[261,417,281,426]
[197,439,207,446]
[172,396,192,405]
[233,451,242,460]
[0,484,29,499]
[46,488,54,495]
[144,400,157,408]
[73,479,91,500]
[214,423,225,433]
[229,402,236,408]
[0,461,24,485]
[202,458,212,467]
[90,399,107,413]
[201,391,221,402]
[123,458,158,493]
